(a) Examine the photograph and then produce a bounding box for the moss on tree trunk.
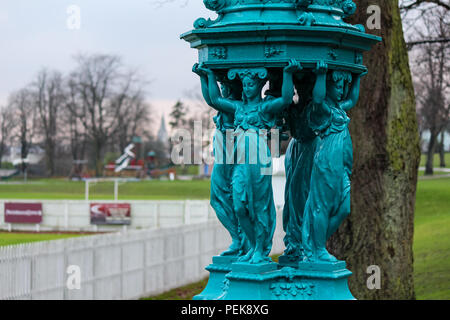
[327,0,420,299]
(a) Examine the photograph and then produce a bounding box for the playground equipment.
[0,168,20,181]
[104,143,146,178]
[69,160,89,180]
[84,177,141,201]
[115,144,135,173]
[104,139,177,179]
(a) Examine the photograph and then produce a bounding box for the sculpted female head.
[326,70,352,103]
[242,76,263,101]
[239,72,266,103]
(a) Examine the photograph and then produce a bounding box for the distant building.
[157,115,170,159]
[1,145,45,165]
[157,114,169,144]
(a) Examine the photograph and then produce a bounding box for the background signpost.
[90,203,131,225]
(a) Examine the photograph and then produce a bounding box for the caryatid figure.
[198,60,302,264]
[301,61,365,262]
[193,63,247,256]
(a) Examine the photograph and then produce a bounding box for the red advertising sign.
[4,203,43,224]
[90,203,131,225]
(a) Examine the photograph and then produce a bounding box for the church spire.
[157,114,168,144]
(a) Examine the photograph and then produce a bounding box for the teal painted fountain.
[181,0,381,300]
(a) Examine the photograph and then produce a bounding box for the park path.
[418,167,450,180]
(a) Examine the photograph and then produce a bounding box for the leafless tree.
[401,0,450,48]
[29,69,65,176]
[65,78,88,163]
[437,127,448,166]
[115,88,152,152]
[184,85,217,131]
[411,7,450,174]
[65,54,150,176]
[400,0,450,11]
[0,107,16,168]
[8,88,37,174]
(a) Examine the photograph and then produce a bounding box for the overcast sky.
[0,0,214,130]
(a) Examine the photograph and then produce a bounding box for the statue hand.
[197,63,214,76]
[192,63,202,76]
[360,69,368,77]
[314,60,328,75]
[284,59,303,74]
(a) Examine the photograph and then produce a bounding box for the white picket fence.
[0,211,285,300]
[0,200,216,232]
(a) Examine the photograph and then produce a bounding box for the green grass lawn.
[144,178,450,300]
[174,165,200,176]
[0,232,86,247]
[0,176,447,299]
[420,153,450,168]
[0,179,211,200]
[142,279,209,300]
[413,177,450,300]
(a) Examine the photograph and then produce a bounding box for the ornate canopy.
[181,0,380,74]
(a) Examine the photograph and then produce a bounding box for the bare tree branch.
[400,0,450,11]
[64,53,150,176]
[406,37,450,49]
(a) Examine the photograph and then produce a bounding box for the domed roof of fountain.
[204,0,355,12]
[200,0,358,30]
[182,0,380,73]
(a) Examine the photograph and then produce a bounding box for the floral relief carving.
[211,47,228,60]
[270,280,315,299]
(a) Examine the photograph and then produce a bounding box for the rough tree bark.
[425,127,438,174]
[439,131,446,168]
[328,0,420,299]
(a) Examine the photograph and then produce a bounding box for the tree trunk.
[45,139,55,176]
[20,135,28,175]
[94,139,104,177]
[327,0,420,300]
[0,141,4,168]
[425,129,437,175]
[439,131,446,168]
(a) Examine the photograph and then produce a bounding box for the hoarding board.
[90,203,131,225]
[4,203,43,224]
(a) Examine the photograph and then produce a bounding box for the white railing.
[0,212,285,300]
[0,200,216,232]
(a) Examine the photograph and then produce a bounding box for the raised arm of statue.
[340,70,366,111]
[308,61,332,132]
[193,63,213,107]
[197,64,237,114]
[312,60,328,107]
[263,59,302,114]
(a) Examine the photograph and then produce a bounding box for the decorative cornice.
[203,0,356,17]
